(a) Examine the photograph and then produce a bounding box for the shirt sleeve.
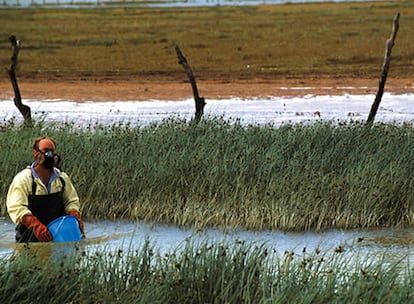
[60,171,81,215]
[6,169,33,224]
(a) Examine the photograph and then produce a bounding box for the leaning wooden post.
[367,13,400,125]
[174,44,206,124]
[7,35,32,125]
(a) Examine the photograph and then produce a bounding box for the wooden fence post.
[7,35,32,125]
[367,13,400,125]
[174,44,206,124]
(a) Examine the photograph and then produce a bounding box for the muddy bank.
[0,76,413,102]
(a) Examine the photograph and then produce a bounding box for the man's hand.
[22,214,53,242]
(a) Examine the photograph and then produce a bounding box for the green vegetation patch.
[1,118,413,231]
[0,1,413,79]
[0,240,412,303]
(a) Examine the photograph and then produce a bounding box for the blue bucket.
[47,215,82,243]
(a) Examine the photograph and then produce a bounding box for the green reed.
[1,118,414,231]
[0,240,412,303]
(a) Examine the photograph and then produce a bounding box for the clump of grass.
[1,118,414,231]
[0,240,413,303]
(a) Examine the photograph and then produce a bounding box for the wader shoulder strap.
[31,176,36,196]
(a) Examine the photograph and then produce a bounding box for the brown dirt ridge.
[0,74,413,102]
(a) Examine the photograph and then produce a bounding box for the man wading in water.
[6,136,85,242]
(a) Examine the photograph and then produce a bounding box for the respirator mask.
[42,150,55,169]
[37,149,59,169]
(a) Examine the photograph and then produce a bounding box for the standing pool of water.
[1,218,414,263]
[2,94,414,127]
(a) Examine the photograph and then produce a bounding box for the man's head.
[33,137,56,153]
[32,137,60,169]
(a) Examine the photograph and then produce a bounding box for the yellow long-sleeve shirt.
[6,166,81,224]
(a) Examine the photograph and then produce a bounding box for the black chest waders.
[15,177,66,243]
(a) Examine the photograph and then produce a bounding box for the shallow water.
[1,93,414,127]
[1,217,414,263]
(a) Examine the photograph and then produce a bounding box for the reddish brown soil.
[0,75,413,102]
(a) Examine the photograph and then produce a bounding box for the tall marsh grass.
[1,118,414,231]
[0,240,412,303]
